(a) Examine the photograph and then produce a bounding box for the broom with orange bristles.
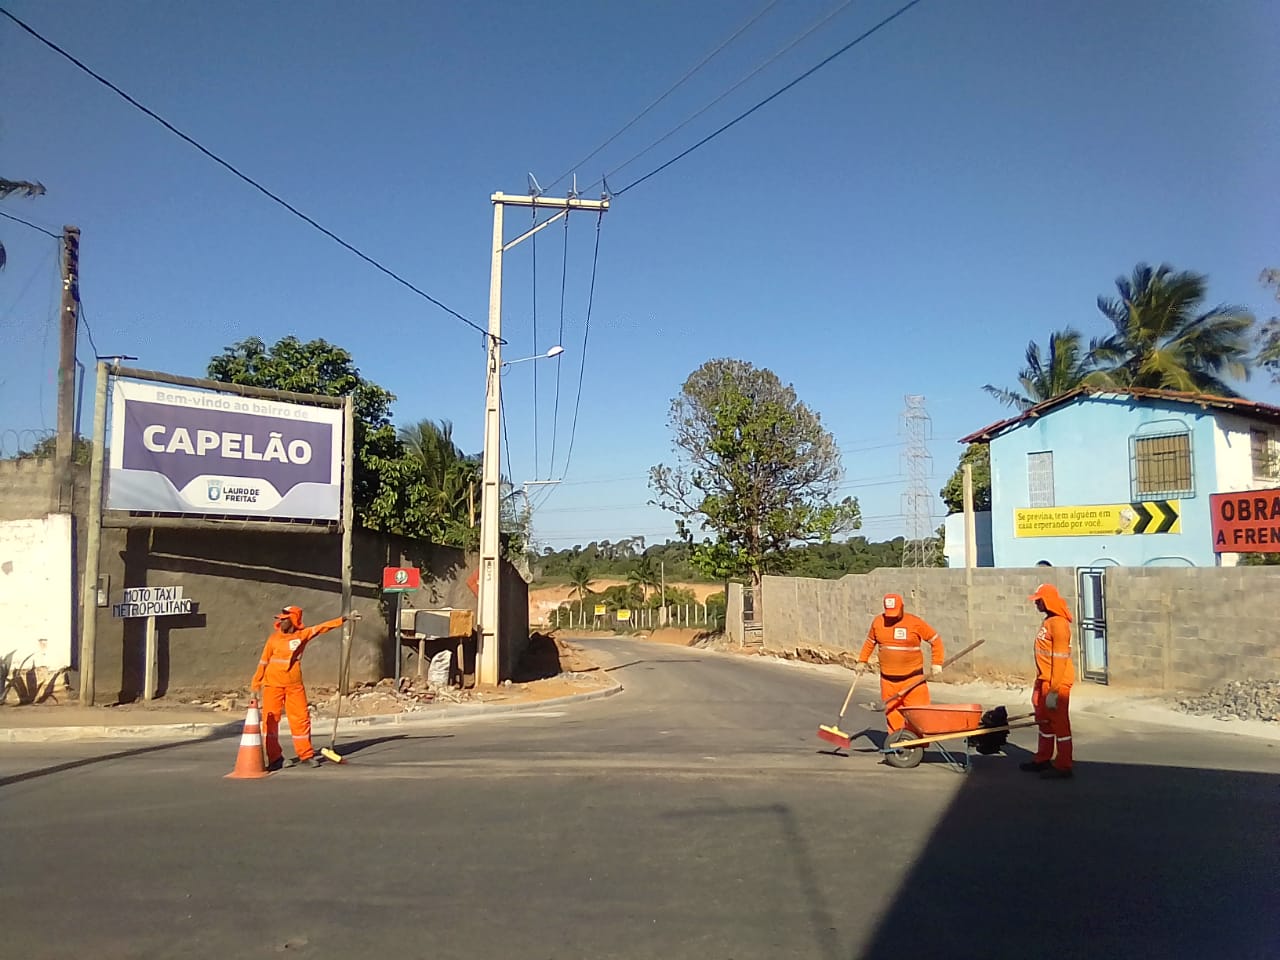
[817,666,865,750]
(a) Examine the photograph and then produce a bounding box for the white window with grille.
[1251,429,1280,481]
[1027,451,1055,507]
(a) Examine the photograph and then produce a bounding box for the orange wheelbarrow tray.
[881,704,1038,772]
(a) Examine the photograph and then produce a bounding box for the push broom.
[320,610,360,764]
[817,668,864,750]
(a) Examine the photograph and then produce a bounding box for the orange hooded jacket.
[1029,583,1074,694]
[858,593,944,679]
[251,615,345,689]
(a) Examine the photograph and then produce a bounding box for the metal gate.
[1077,567,1108,684]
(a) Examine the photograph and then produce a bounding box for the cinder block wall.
[762,565,1279,692]
[1106,567,1279,691]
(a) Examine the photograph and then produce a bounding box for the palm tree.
[1090,263,1255,396]
[398,418,478,543]
[627,556,659,602]
[984,328,1107,410]
[0,178,47,272]
[568,564,594,604]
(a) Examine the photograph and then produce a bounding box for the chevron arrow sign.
[1014,500,1182,537]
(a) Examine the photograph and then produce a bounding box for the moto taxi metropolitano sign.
[108,380,343,520]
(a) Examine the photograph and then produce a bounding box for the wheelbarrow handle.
[879,638,986,712]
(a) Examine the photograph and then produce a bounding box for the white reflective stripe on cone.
[240,733,263,746]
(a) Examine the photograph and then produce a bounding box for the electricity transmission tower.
[900,395,938,568]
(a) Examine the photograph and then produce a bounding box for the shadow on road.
[663,801,840,960]
[604,659,703,672]
[0,727,237,788]
[328,733,453,758]
[856,757,1280,960]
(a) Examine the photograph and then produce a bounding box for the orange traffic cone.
[224,698,272,780]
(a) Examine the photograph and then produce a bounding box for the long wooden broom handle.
[835,670,861,720]
[880,638,986,711]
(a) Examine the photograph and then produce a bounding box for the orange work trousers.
[1032,680,1072,770]
[881,672,930,734]
[261,683,314,763]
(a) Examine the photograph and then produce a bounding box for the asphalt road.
[2,637,1277,960]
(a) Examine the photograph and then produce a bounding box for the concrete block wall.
[761,567,1075,678]
[762,565,1279,692]
[1105,567,1280,691]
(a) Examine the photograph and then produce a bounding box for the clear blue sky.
[3,0,1277,550]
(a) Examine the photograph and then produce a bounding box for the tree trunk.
[751,568,764,620]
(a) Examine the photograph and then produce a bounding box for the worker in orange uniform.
[857,594,945,736]
[1021,583,1075,779]
[251,605,349,770]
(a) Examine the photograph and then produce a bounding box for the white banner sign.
[108,379,343,520]
[112,585,194,618]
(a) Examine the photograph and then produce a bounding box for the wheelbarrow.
[882,704,1037,773]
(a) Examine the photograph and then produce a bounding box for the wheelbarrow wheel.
[884,729,924,769]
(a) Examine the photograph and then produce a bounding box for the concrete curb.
[0,679,624,744]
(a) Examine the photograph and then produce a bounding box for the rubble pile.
[317,677,482,716]
[1175,679,1280,722]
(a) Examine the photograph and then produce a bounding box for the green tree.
[983,328,1107,410]
[0,178,47,272]
[1257,268,1280,385]
[568,564,594,603]
[649,358,861,612]
[940,443,991,515]
[626,555,659,602]
[10,434,93,465]
[1090,263,1255,395]
[396,418,479,548]
[207,336,403,530]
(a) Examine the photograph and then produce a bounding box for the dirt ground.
[528,579,723,624]
[311,636,610,718]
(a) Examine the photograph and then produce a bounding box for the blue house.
[956,387,1280,568]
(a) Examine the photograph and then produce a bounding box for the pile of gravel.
[1175,679,1280,722]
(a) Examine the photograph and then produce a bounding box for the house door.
[1077,567,1108,684]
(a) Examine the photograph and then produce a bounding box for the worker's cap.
[275,605,304,629]
[1028,583,1072,621]
[882,594,905,618]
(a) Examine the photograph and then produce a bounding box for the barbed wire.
[0,428,56,459]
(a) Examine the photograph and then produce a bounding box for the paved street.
[2,637,1277,960]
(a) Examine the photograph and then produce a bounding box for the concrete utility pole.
[55,225,80,512]
[963,461,976,569]
[476,191,608,686]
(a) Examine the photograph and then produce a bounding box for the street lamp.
[501,345,564,368]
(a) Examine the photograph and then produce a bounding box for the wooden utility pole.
[55,225,80,512]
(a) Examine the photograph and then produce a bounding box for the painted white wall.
[0,513,73,671]
[943,511,993,567]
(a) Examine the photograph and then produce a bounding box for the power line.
[531,213,540,477]
[0,208,60,239]
[616,0,927,195]
[545,0,783,192]
[597,0,860,190]
[78,301,100,358]
[558,211,605,479]
[548,215,570,475]
[0,7,489,339]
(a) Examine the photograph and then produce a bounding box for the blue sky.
[3,0,1277,550]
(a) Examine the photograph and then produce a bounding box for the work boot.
[266,758,284,773]
[1041,766,1074,780]
[282,757,300,769]
[1019,760,1049,772]
[305,756,323,768]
